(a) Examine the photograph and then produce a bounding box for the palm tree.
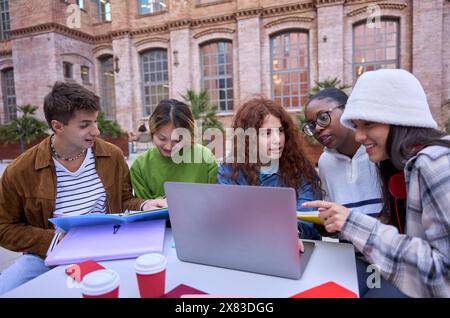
[182,89,224,136]
[97,111,123,138]
[309,77,351,98]
[0,105,49,153]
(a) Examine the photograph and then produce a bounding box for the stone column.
[316,1,345,82]
[236,15,262,103]
[169,27,192,101]
[11,33,58,120]
[112,35,135,132]
[412,0,445,125]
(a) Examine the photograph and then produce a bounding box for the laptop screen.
[165,182,311,279]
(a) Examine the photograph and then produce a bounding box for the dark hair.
[44,81,100,130]
[387,126,450,170]
[138,123,147,133]
[378,126,450,230]
[229,98,321,193]
[306,88,348,113]
[148,99,195,139]
[378,159,405,230]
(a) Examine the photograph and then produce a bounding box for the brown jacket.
[0,136,144,258]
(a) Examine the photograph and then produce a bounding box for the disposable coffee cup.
[135,253,167,298]
[81,269,120,298]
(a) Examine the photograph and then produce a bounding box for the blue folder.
[49,208,169,232]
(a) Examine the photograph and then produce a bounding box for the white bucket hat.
[341,69,437,129]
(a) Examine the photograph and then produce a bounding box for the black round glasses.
[302,104,345,137]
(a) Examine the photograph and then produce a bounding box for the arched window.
[200,41,233,111]
[0,0,10,40]
[353,19,399,81]
[76,0,85,10]
[138,0,166,15]
[98,55,116,119]
[141,49,169,116]
[96,0,111,22]
[63,62,73,79]
[270,31,309,108]
[2,68,16,122]
[81,65,90,84]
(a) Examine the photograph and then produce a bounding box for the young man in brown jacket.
[0,82,154,294]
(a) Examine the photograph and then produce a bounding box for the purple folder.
[45,219,166,266]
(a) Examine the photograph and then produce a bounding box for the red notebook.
[163,284,208,298]
[290,281,358,298]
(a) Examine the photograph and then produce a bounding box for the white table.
[2,230,358,298]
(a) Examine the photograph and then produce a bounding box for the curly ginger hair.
[228,98,320,193]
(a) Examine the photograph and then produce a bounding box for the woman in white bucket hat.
[303,69,450,298]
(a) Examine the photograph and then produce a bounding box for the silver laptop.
[164,182,315,280]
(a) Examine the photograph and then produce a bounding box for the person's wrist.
[140,200,151,211]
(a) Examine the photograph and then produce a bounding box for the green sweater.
[130,144,218,199]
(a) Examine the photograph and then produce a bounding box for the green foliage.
[0,105,49,146]
[182,89,224,136]
[309,77,351,99]
[97,111,123,138]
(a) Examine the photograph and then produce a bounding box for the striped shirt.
[340,142,450,297]
[53,148,107,217]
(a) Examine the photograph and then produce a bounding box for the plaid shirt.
[341,143,450,298]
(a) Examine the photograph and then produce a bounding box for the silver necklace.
[50,135,87,161]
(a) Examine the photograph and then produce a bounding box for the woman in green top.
[130,99,218,210]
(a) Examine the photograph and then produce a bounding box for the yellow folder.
[296,211,323,225]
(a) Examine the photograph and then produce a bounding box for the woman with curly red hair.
[217,98,321,239]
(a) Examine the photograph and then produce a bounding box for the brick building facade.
[0,0,448,133]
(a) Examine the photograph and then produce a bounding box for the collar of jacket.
[34,136,113,170]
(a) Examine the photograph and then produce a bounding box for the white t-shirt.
[318,145,383,216]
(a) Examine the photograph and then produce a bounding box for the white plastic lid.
[81,269,120,296]
[135,253,167,275]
